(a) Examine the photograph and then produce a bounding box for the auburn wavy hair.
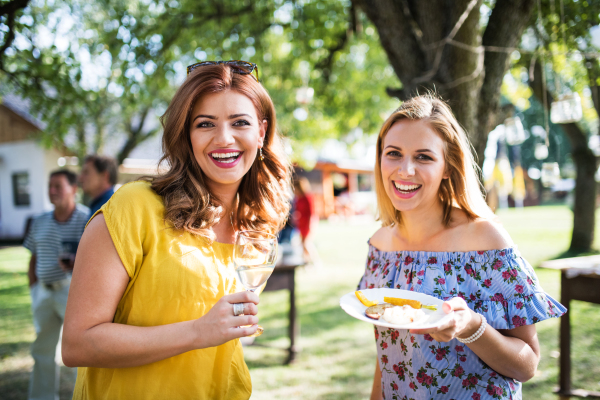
[150,64,292,241]
[375,94,495,227]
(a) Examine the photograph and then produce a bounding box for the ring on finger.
[233,303,245,316]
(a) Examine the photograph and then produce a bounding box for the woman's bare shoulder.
[369,225,396,251]
[462,217,514,251]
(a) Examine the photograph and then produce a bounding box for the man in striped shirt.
[23,169,89,400]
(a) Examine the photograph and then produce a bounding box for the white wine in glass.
[233,230,278,337]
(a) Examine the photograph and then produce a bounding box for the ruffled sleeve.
[465,251,567,330]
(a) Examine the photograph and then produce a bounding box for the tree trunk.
[116,108,157,165]
[76,122,86,160]
[353,0,535,168]
[355,0,483,134]
[474,0,536,165]
[565,123,596,252]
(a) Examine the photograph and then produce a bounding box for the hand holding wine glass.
[191,291,260,348]
[233,230,278,337]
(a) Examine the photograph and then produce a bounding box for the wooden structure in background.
[540,256,600,400]
[296,160,374,219]
[262,253,305,364]
[0,104,40,143]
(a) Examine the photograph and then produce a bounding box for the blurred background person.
[293,177,320,266]
[23,169,89,400]
[79,155,118,219]
[277,185,295,251]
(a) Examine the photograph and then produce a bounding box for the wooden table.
[539,255,600,399]
[261,253,305,364]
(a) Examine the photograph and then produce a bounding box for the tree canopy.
[2,0,600,162]
[3,0,600,253]
[1,0,400,163]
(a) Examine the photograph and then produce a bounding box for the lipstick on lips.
[208,149,243,168]
[392,180,422,199]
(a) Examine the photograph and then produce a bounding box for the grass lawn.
[1,205,599,399]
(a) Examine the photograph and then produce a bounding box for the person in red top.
[293,177,320,265]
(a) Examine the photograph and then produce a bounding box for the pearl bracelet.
[456,314,487,344]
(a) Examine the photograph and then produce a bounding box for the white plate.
[340,288,455,330]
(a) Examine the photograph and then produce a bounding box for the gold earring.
[259,148,264,161]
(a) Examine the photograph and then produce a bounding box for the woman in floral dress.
[358,95,566,400]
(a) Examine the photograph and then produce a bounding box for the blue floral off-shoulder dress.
[358,243,566,400]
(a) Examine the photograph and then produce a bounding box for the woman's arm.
[410,298,540,382]
[370,360,382,400]
[62,214,260,368]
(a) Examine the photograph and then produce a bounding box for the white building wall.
[0,140,61,240]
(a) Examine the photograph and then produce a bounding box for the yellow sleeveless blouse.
[72,181,251,400]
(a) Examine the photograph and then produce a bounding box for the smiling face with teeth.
[189,90,267,195]
[380,119,448,214]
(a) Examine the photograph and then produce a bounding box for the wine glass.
[233,230,278,337]
[58,241,77,272]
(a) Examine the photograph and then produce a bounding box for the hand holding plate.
[409,297,477,342]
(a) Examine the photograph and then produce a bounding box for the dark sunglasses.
[186,60,259,82]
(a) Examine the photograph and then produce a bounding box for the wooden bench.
[539,255,600,399]
[261,253,305,364]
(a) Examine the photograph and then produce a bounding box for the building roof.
[0,104,41,144]
[1,94,45,129]
[314,159,374,174]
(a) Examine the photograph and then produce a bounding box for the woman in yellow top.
[62,61,292,399]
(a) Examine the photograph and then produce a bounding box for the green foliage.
[3,0,596,165]
[517,0,600,121]
[500,0,600,176]
[1,0,398,163]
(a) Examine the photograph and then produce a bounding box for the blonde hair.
[374,94,494,227]
[150,64,292,241]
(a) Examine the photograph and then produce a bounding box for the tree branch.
[0,12,16,67]
[0,0,29,16]
[473,0,536,163]
[352,0,425,92]
[350,2,361,34]
[160,3,256,56]
[0,0,30,67]
[93,116,105,154]
[586,57,600,127]
[116,107,154,164]
[413,0,479,85]
[385,87,410,100]
[399,0,426,56]
[76,122,86,159]
[315,29,349,82]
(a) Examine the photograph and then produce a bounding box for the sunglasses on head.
[186,60,259,82]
